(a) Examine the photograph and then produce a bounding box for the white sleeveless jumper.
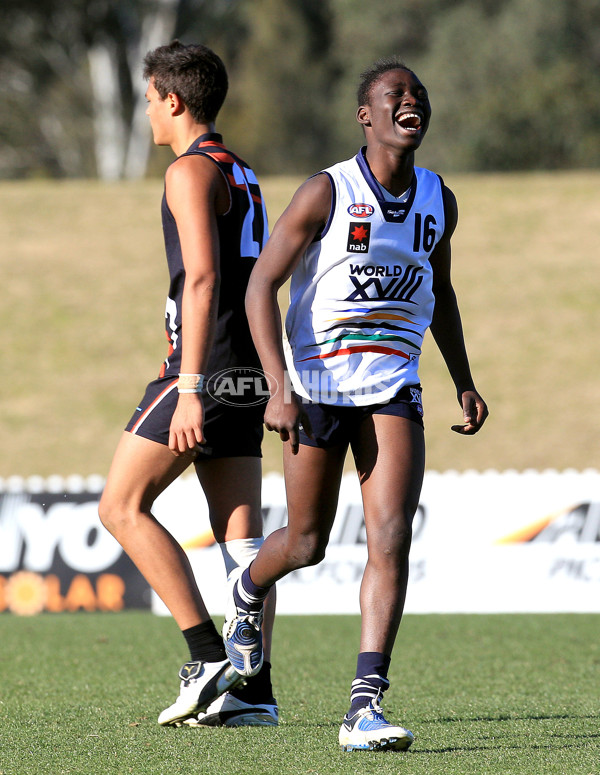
[285,148,445,406]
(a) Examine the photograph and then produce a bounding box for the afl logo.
[347,203,374,218]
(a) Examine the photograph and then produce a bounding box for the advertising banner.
[149,469,600,616]
[1,469,598,615]
[0,483,151,614]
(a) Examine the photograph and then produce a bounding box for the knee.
[97,493,117,534]
[98,492,136,536]
[285,532,327,570]
[369,515,413,562]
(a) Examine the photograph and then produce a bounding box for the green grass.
[0,613,598,774]
[1,173,599,478]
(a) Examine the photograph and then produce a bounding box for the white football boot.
[339,699,414,752]
[184,692,278,727]
[158,659,245,726]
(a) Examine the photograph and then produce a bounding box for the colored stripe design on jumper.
[197,143,264,205]
[129,379,178,434]
[299,309,421,363]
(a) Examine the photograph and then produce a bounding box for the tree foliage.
[221,0,337,174]
[411,0,600,172]
[0,0,235,179]
[1,0,599,177]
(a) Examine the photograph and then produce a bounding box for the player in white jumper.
[224,58,489,751]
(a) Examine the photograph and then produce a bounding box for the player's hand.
[168,394,206,456]
[264,391,312,455]
[451,389,488,435]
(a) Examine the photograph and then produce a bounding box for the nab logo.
[347,222,371,253]
[347,203,374,218]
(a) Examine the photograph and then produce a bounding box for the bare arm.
[246,173,332,453]
[165,154,225,455]
[429,186,489,435]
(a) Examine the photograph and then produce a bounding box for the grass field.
[0,612,598,775]
[1,171,599,478]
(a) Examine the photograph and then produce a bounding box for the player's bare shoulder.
[166,152,222,187]
[166,152,229,214]
[280,172,332,236]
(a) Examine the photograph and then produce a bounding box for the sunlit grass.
[0,613,598,774]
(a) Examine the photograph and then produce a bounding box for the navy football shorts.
[125,375,264,459]
[298,384,424,449]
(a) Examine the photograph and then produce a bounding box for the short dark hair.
[357,57,413,106]
[143,40,228,124]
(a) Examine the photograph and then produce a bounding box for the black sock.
[230,661,275,705]
[182,620,226,663]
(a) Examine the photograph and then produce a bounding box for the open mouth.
[396,112,423,132]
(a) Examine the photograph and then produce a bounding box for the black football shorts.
[298,384,424,448]
[125,375,264,459]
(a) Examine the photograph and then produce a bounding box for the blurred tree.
[408,0,600,172]
[86,0,179,180]
[1,0,599,177]
[327,0,600,173]
[0,0,93,177]
[0,0,237,179]
[220,0,338,175]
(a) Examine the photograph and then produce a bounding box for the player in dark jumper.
[99,41,277,728]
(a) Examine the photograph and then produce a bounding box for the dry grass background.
[1,171,598,478]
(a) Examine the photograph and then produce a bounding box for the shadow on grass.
[420,712,599,724]
[414,740,600,755]
[413,712,600,754]
[279,711,600,759]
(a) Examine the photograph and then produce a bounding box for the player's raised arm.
[429,185,488,434]
[246,172,332,453]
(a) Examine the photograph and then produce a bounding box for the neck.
[364,146,415,197]
[171,121,216,157]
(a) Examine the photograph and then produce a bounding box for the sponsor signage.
[347,222,371,253]
[0,488,150,614]
[2,469,599,615]
[149,469,600,616]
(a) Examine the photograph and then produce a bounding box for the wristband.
[177,373,205,393]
